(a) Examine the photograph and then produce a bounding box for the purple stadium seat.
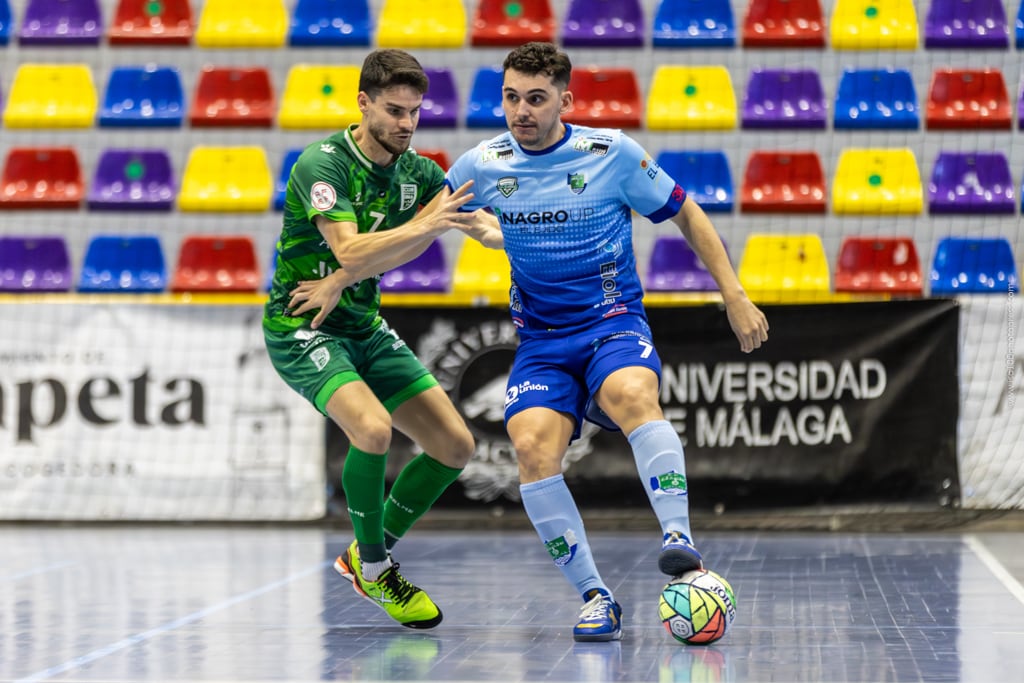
[420,68,458,128]
[380,240,449,292]
[741,68,826,129]
[927,151,1015,215]
[0,235,72,291]
[561,0,644,47]
[924,0,1009,48]
[644,235,722,292]
[19,0,102,44]
[87,149,176,211]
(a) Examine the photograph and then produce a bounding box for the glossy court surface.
[1,526,1022,682]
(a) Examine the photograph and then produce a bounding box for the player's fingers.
[311,308,328,330]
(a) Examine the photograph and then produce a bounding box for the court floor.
[1,525,1022,683]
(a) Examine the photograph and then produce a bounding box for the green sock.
[383,453,463,546]
[341,446,388,563]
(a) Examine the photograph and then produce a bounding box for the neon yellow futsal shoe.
[334,540,443,629]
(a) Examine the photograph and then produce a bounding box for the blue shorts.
[504,314,662,441]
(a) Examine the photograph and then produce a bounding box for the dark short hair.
[502,42,572,89]
[359,49,429,98]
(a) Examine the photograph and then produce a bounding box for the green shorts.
[263,318,437,415]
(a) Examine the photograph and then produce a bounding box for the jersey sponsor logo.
[567,172,587,194]
[497,176,519,197]
[572,138,609,156]
[310,181,336,211]
[496,207,594,225]
[671,184,685,204]
[399,183,417,211]
[481,148,514,163]
[319,143,336,154]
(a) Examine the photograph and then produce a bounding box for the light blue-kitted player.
[447,42,769,643]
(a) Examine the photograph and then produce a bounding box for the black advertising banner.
[326,300,960,511]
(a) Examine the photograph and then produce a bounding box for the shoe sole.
[333,555,444,630]
[658,550,704,576]
[573,630,623,643]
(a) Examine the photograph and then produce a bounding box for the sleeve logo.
[310,181,336,211]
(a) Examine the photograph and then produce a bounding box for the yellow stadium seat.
[195,0,287,47]
[178,147,272,212]
[278,65,360,130]
[830,0,918,50]
[832,148,923,215]
[452,236,512,303]
[646,66,737,131]
[376,0,467,48]
[3,64,97,129]
[738,233,831,303]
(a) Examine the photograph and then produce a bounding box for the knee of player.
[348,415,394,454]
[448,425,476,467]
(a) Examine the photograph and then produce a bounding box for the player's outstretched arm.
[458,209,504,249]
[672,197,769,353]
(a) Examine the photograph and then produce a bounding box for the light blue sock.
[628,420,693,539]
[520,474,610,601]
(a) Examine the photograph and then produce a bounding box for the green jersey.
[263,124,446,336]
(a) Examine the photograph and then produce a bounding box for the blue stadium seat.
[1018,0,1024,47]
[98,65,184,128]
[834,68,919,130]
[930,236,1019,294]
[652,0,736,47]
[466,66,506,128]
[78,235,168,293]
[288,0,370,46]
[275,148,302,211]
[0,0,11,44]
[655,150,734,212]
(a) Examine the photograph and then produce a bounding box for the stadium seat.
[98,65,184,128]
[0,236,72,292]
[564,67,643,129]
[189,66,275,128]
[738,233,831,303]
[471,0,556,46]
[832,148,923,215]
[925,68,1012,130]
[652,0,735,47]
[195,0,287,47]
[741,0,825,47]
[830,0,919,50]
[18,0,102,44]
[0,0,10,44]
[274,148,302,211]
[380,240,450,293]
[278,64,360,130]
[420,68,459,129]
[377,0,466,48]
[171,235,261,293]
[78,235,167,293]
[466,66,506,128]
[416,148,452,171]
[87,148,176,212]
[451,236,512,302]
[3,64,97,128]
[288,0,370,46]
[0,147,83,209]
[644,235,722,292]
[562,0,644,46]
[646,66,737,130]
[740,68,827,129]
[1018,0,1024,47]
[928,151,1015,215]
[929,236,1019,294]
[924,0,1009,48]
[834,236,923,296]
[108,0,194,44]
[740,151,826,214]
[655,150,734,213]
[833,67,919,130]
[178,147,272,212]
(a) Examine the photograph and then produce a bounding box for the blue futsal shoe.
[573,589,622,642]
[658,531,704,576]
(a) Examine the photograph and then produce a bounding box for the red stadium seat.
[564,67,643,129]
[416,149,452,170]
[471,0,556,46]
[925,68,1012,130]
[171,235,261,292]
[0,147,83,209]
[189,66,275,128]
[742,0,825,47]
[740,151,826,213]
[834,236,923,296]
[108,0,194,44]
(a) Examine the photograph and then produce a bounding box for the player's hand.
[424,181,476,232]
[724,298,769,353]
[287,276,346,329]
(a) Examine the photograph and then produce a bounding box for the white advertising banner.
[958,294,1024,509]
[0,303,326,520]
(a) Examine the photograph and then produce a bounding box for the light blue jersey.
[447,124,685,339]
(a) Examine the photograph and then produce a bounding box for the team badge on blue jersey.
[497,176,519,197]
[567,172,588,194]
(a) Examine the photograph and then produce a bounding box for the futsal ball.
[658,569,737,645]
